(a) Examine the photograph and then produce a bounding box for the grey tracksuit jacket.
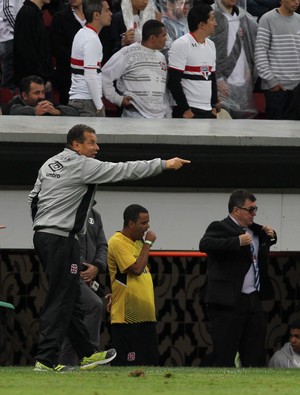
[28,148,165,237]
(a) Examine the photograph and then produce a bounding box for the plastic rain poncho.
[211,0,258,118]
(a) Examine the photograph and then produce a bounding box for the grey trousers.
[68,99,105,117]
[59,278,103,365]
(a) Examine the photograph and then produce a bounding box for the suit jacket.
[199,216,276,306]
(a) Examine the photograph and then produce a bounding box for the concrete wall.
[0,189,299,251]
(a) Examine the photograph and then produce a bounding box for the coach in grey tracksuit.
[28,123,189,369]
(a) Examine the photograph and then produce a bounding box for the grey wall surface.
[1,116,300,251]
[1,189,299,251]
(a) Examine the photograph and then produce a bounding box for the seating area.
[0,86,266,118]
[0,88,14,110]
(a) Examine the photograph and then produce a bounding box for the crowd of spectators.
[0,0,300,119]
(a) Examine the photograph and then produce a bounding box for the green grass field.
[0,366,299,395]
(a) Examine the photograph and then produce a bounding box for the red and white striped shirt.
[69,25,103,109]
[168,32,216,111]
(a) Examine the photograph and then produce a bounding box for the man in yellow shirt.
[108,204,158,365]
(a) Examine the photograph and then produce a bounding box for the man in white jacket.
[269,320,300,368]
[102,19,168,118]
[0,0,22,88]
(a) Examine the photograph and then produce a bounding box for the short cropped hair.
[83,0,104,23]
[289,320,300,331]
[228,190,256,213]
[66,124,96,148]
[20,75,44,95]
[188,4,213,32]
[123,204,148,228]
[142,19,165,42]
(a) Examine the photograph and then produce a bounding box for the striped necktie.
[250,243,260,291]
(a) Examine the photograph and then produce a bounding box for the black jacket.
[200,216,276,306]
[50,5,83,102]
[110,10,127,55]
[13,0,53,85]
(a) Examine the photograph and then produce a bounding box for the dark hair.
[193,0,214,5]
[123,204,148,228]
[228,190,256,213]
[289,320,300,331]
[142,19,165,41]
[187,4,213,32]
[83,0,104,23]
[19,75,44,95]
[66,124,96,148]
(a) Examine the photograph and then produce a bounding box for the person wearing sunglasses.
[199,189,276,367]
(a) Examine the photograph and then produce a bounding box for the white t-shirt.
[225,12,249,86]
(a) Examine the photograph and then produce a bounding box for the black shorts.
[111,322,159,366]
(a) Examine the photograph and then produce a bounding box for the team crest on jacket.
[127,351,136,361]
[200,65,212,80]
[70,264,78,274]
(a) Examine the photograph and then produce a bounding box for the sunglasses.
[237,206,258,214]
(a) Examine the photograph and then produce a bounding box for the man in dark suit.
[200,189,276,367]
